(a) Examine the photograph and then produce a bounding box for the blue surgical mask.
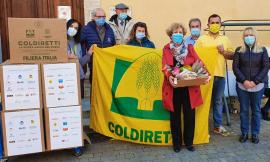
[191,28,200,37]
[136,32,145,40]
[118,13,128,21]
[172,33,184,44]
[95,18,106,26]
[244,36,255,46]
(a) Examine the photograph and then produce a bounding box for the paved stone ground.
[6,102,270,162]
[6,79,270,162]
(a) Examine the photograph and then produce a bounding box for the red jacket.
[162,43,203,112]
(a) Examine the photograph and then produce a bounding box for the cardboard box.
[41,59,81,108]
[0,61,42,111]
[8,18,68,64]
[2,109,45,156]
[44,106,83,150]
[175,77,208,87]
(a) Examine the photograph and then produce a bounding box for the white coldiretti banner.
[3,110,44,156]
[2,64,40,110]
[43,63,79,107]
[47,106,83,150]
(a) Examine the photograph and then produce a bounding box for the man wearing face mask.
[81,8,116,84]
[196,14,234,136]
[108,3,135,44]
[185,18,201,46]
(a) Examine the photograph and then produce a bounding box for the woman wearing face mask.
[233,27,269,144]
[67,18,91,156]
[67,19,91,100]
[162,23,204,153]
[127,22,155,48]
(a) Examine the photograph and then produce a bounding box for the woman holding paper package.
[233,27,269,144]
[66,19,92,99]
[162,23,209,152]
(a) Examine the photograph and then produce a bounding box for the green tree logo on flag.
[136,57,160,110]
[110,52,170,120]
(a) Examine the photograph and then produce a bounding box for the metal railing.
[204,19,270,32]
[221,19,270,34]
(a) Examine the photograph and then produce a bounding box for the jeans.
[212,76,225,128]
[262,88,270,112]
[236,86,264,135]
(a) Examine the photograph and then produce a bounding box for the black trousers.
[80,79,85,99]
[89,63,93,85]
[170,87,195,147]
[88,55,93,85]
[262,88,270,112]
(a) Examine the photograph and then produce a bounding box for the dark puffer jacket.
[80,21,116,79]
[127,37,155,48]
[81,21,116,49]
[233,45,269,85]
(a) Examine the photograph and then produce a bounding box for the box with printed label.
[41,59,81,108]
[8,18,68,64]
[2,109,45,156]
[0,61,42,111]
[44,105,83,150]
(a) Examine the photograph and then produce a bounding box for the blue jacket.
[233,46,269,85]
[81,21,116,49]
[127,37,155,48]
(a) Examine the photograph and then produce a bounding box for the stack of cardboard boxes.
[0,18,83,157]
[42,61,83,150]
[0,63,45,156]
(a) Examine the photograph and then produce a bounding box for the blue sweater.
[127,37,155,48]
[81,21,116,49]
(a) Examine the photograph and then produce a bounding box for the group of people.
[0,2,268,160]
[161,13,269,152]
[66,3,155,89]
[59,3,270,154]
[65,3,155,155]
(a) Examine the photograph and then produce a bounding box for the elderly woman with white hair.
[162,23,206,152]
[233,27,269,144]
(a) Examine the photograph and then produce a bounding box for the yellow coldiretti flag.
[90,45,217,145]
[193,46,218,144]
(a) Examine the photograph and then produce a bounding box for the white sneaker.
[213,126,230,136]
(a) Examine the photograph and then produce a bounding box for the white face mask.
[67,27,77,37]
